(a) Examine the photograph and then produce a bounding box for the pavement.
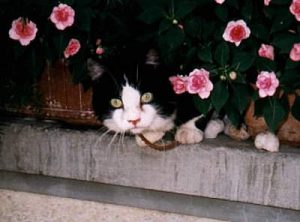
[0,189,227,222]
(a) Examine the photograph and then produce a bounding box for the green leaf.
[159,26,185,50]
[231,84,250,114]
[232,51,255,72]
[241,0,253,20]
[226,0,239,9]
[139,6,165,24]
[255,57,277,71]
[263,98,288,132]
[271,12,293,33]
[285,59,300,70]
[198,45,212,63]
[193,96,211,115]
[215,5,228,22]
[159,19,172,34]
[175,1,198,19]
[224,102,242,127]
[291,96,300,121]
[214,42,229,66]
[185,16,202,38]
[272,32,298,54]
[280,69,300,90]
[251,24,269,41]
[271,0,291,5]
[202,20,216,41]
[76,8,93,32]
[211,81,229,112]
[254,98,266,117]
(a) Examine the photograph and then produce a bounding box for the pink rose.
[64,39,81,58]
[50,3,75,30]
[256,71,279,98]
[290,0,300,21]
[258,44,275,60]
[187,68,213,99]
[289,43,300,61]
[222,20,251,46]
[9,17,38,46]
[264,0,271,6]
[169,75,187,94]
[96,47,105,55]
[215,0,225,4]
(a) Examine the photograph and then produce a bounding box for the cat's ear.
[87,58,106,81]
[145,49,160,66]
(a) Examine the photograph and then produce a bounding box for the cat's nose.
[128,118,141,126]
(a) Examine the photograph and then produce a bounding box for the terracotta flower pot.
[6,61,101,126]
[244,93,300,147]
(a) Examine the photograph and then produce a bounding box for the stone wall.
[0,118,299,210]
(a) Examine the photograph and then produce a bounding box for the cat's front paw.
[204,119,224,139]
[135,131,165,147]
[175,127,204,144]
[254,131,279,152]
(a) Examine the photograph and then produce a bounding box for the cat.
[87,48,224,148]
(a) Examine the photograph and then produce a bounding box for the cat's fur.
[87,48,224,146]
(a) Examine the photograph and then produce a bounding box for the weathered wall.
[0,118,299,210]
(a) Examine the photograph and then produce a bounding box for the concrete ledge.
[0,117,300,211]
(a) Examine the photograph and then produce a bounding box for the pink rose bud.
[169,75,187,94]
[50,3,75,30]
[96,47,105,55]
[229,71,237,80]
[258,44,275,60]
[222,20,251,46]
[178,24,184,30]
[187,68,213,99]
[290,0,300,21]
[64,38,81,58]
[289,43,300,61]
[256,71,279,98]
[264,0,271,6]
[9,17,38,46]
[215,0,225,4]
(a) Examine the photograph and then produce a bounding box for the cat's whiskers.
[97,128,112,143]
[117,131,125,151]
[108,131,119,148]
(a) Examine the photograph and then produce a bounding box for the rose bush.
[138,0,300,132]
[0,0,139,107]
[1,0,300,133]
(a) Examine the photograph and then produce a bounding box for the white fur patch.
[254,131,279,152]
[204,119,224,139]
[175,116,204,144]
[103,84,174,135]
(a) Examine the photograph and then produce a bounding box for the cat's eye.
[141,92,153,103]
[110,98,123,108]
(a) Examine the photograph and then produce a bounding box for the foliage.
[137,0,300,132]
[1,0,300,132]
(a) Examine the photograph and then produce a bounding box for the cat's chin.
[129,127,146,134]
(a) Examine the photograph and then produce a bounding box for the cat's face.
[88,59,176,135]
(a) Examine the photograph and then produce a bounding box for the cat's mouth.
[130,127,145,134]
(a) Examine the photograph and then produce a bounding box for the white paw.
[254,131,279,152]
[204,119,225,139]
[175,127,204,144]
[136,131,165,147]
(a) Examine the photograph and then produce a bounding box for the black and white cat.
[87,48,224,147]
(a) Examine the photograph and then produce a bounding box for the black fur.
[88,48,211,132]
